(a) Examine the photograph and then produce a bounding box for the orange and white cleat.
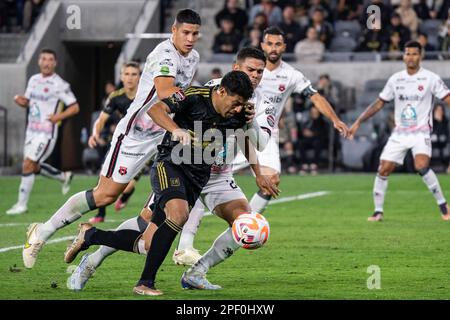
[368,212,384,222]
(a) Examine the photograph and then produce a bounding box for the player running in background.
[173,26,349,265]
[21,9,201,269]
[87,61,141,224]
[6,48,79,215]
[349,40,450,222]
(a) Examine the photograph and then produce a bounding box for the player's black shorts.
[150,160,202,226]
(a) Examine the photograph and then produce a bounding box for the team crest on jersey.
[170,177,180,187]
[267,115,275,128]
[118,166,128,176]
[279,84,286,92]
[418,85,424,91]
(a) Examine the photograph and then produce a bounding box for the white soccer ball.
[231,213,270,250]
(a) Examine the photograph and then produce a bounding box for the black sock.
[96,206,106,218]
[120,187,135,203]
[84,228,141,252]
[138,219,182,284]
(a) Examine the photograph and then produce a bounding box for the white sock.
[249,191,271,214]
[420,168,447,205]
[39,190,95,241]
[39,163,65,182]
[194,228,240,274]
[178,200,205,250]
[17,173,35,207]
[373,174,388,213]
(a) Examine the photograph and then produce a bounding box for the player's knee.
[92,190,117,207]
[22,159,38,174]
[378,163,393,177]
[416,166,430,176]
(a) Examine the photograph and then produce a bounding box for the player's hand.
[88,134,99,148]
[47,114,62,124]
[172,128,191,145]
[14,95,29,107]
[244,102,255,124]
[348,122,360,140]
[333,120,350,139]
[255,174,280,198]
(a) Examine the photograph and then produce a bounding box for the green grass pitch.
[0,173,449,300]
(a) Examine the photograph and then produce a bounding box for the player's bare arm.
[88,111,111,148]
[14,95,29,108]
[154,76,183,100]
[310,93,349,138]
[47,102,80,123]
[349,98,386,139]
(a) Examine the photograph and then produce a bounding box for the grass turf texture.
[0,174,449,300]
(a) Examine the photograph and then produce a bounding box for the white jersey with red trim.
[115,38,200,140]
[379,67,450,134]
[259,60,311,138]
[24,73,77,139]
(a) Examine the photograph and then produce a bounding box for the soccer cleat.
[68,254,96,291]
[62,171,74,195]
[64,223,93,263]
[6,203,28,215]
[88,216,105,224]
[368,212,384,222]
[172,248,202,266]
[181,270,222,290]
[133,285,163,296]
[23,223,45,268]
[114,198,127,212]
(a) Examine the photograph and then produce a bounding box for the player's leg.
[369,160,396,221]
[249,165,280,214]
[414,153,450,220]
[115,176,138,211]
[38,162,74,195]
[89,206,106,224]
[172,199,206,266]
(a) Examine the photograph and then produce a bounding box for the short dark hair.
[236,47,266,65]
[40,48,57,60]
[405,40,422,52]
[175,9,201,26]
[220,70,253,101]
[263,26,285,41]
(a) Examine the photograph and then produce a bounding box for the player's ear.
[232,63,239,71]
[217,86,226,97]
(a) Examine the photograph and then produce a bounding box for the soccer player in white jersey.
[172,26,350,265]
[6,48,80,215]
[349,40,450,222]
[21,9,202,269]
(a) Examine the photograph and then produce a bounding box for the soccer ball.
[231,213,270,250]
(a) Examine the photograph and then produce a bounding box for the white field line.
[0,191,330,253]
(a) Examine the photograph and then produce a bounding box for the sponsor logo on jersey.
[267,115,275,127]
[279,84,286,92]
[398,94,423,102]
[159,59,174,67]
[276,75,288,80]
[268,95,283,104]
[118,166,128,176]
[160,66,170,75]
[265,106,276,115]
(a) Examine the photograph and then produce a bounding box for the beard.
[267,53,281,64]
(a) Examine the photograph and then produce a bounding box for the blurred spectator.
[212,16,242,54]
[249,0,283,27]
[335,0,363,21]
[415,0,450,20]
[438,18,450,51]
[294,26,325,62]
[431,103,449,168]
[239,27,262,49]
[295,4,311,29]
[308,7,334,48]
[307,0,333,23]
[396,0,419,39]
[210,67,223,79]
[362,0,393,31]
[417,32,436,58]
[278,5,303,52]
[384,12,411,48]
[314,74,340,110]
[251,11,269,32]
[298,106,329,175]
[383,31,403,60]
[413,0,432,20]
[23,0,45,32]
[278,102,298,174]
[356,28,385,52]
[215,0,248,34]
[101,81,116,109]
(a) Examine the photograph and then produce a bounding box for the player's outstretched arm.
[88,111,110,148]
[14,95,29,108]
[310,93,350,138]
[349,98,385,140]
[47,102,80,124]
[154,77,183,100]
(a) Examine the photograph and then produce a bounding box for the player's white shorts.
[199,173,246,212]
[100,130,164,184]
[24,134,56,163]
[232,136,281,174]
[380,132,432,165]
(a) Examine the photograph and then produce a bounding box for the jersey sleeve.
[102,94,117,115]
[148,49,178,80]
[432,75,450,100]
[379,76,395,102]
[24,77,33,99]
[57,81,77,106]
[292,70,312,94]
[161,90,191,113]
